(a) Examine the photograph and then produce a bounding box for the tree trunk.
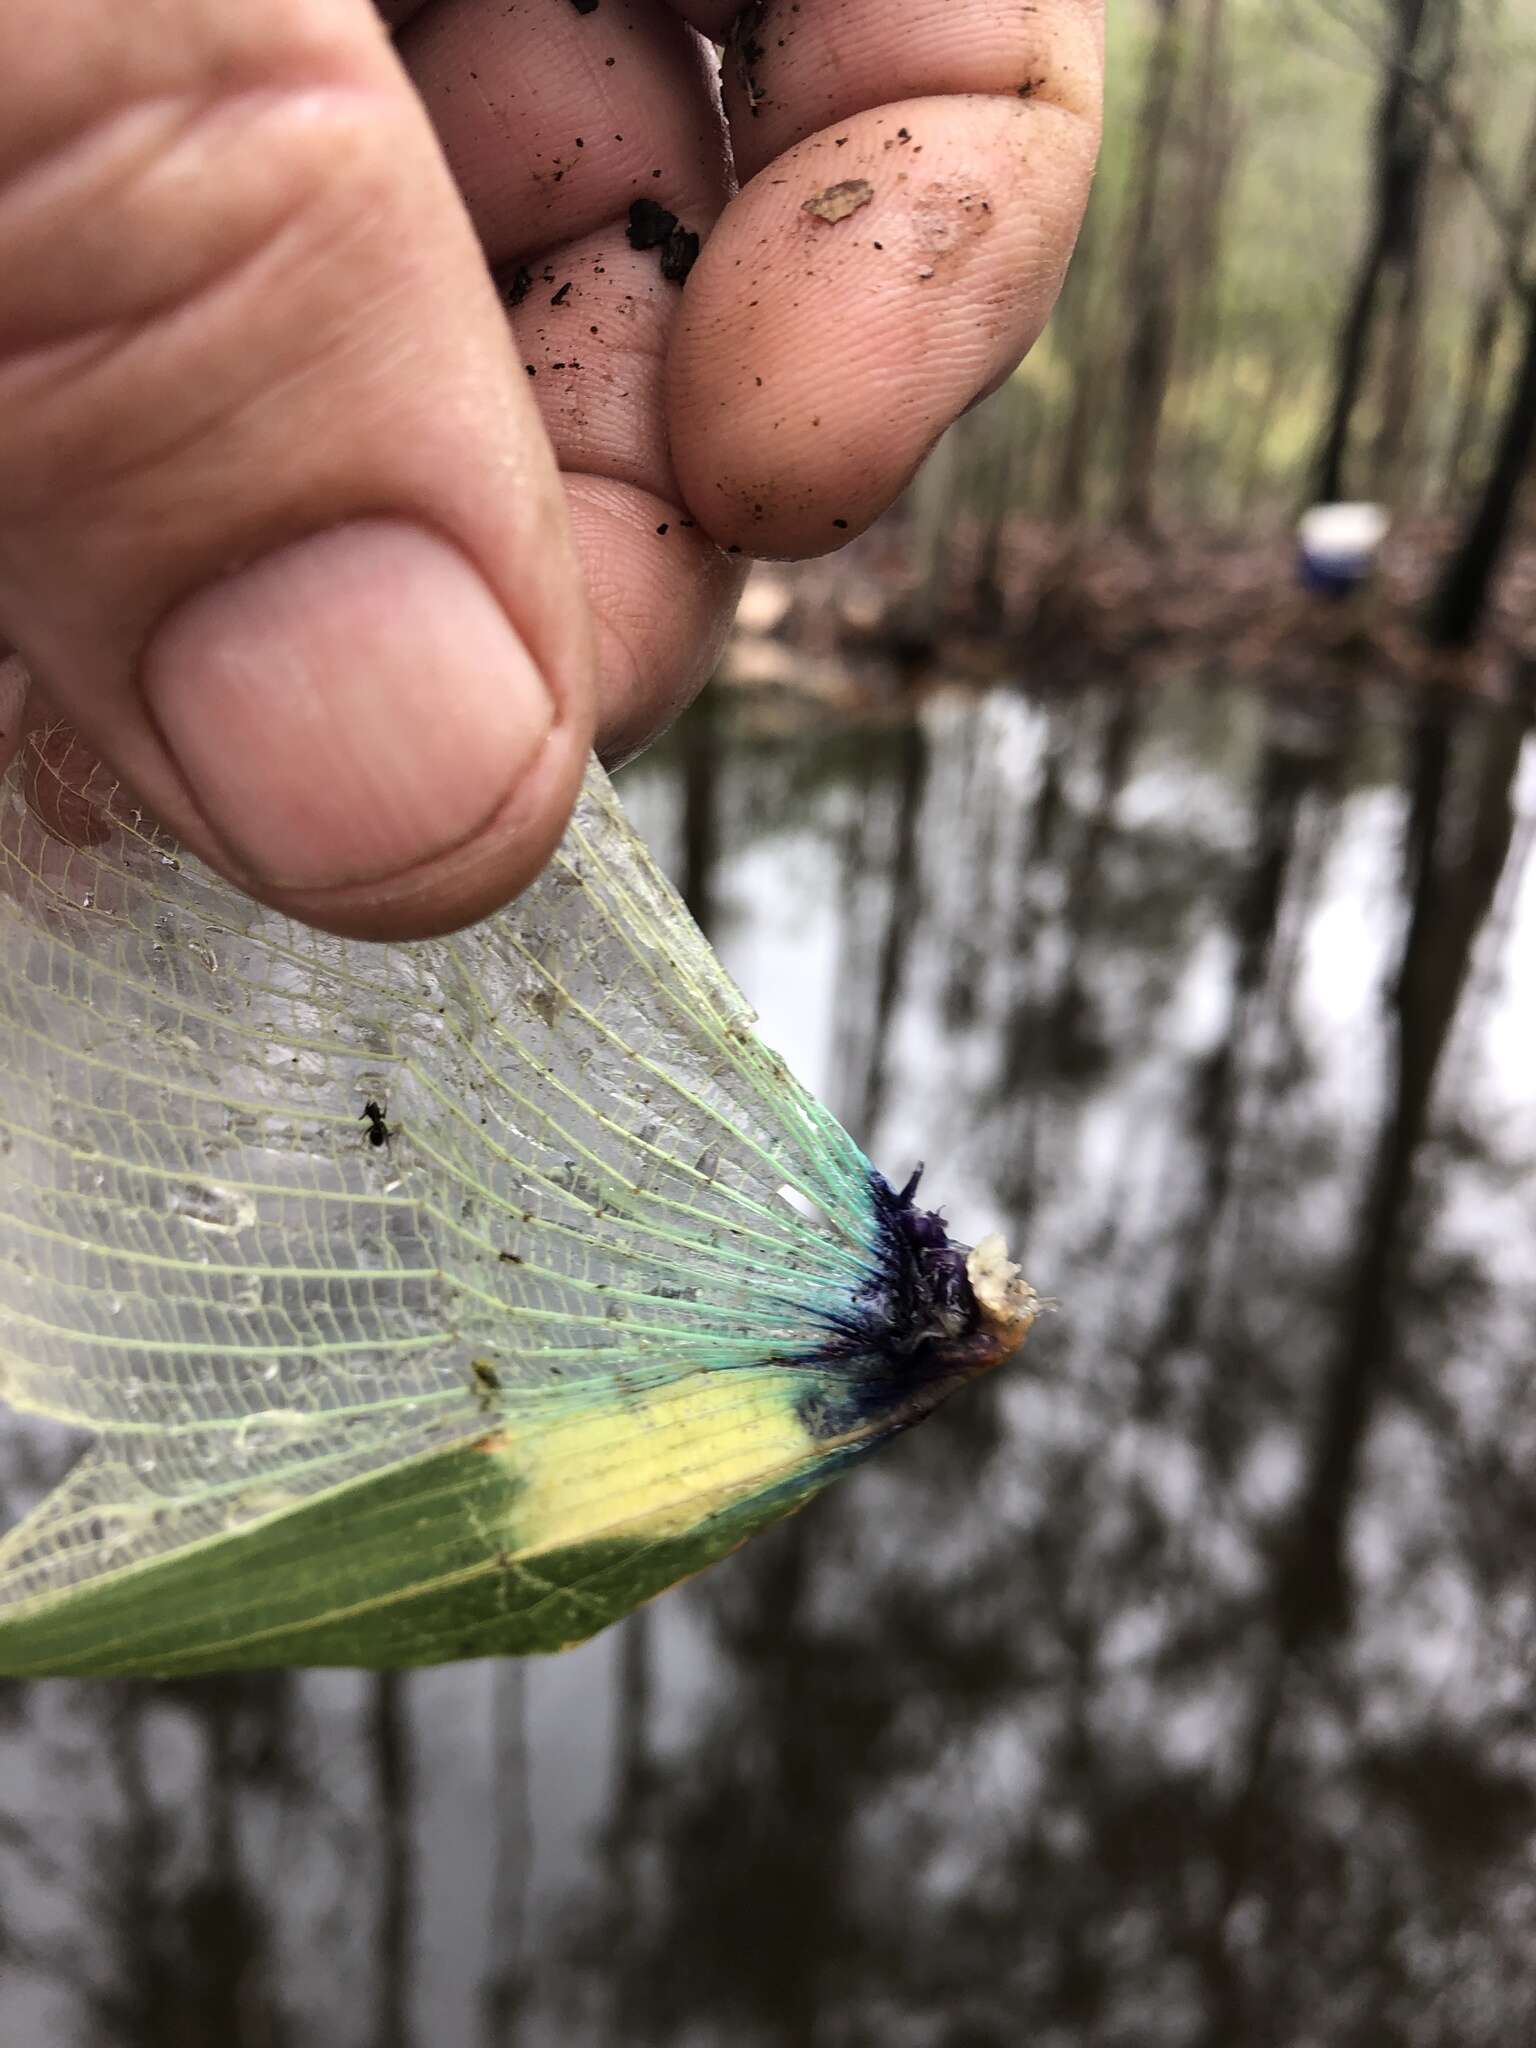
[1176,0,1238,393]
[1116,0,1184,534]
[1237,354,1292,506]
[1310,0,1436,506]
[901,420,964,646]
[1442,100,1536,502]
[1427,285,1536,647]
[856,719,930,1143]
[1052,192,1105,522]
[1278,697,1525,1641]
[972,420,1021,626]
[680,684,721,941]
[1444,283,1509,503]
[1370,197,1428,500]
[371,1672,416,2048]
[480,1664,530,2048]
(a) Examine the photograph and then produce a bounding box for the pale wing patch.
[0,743,878,1636]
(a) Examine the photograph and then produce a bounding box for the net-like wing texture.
[0,744,879,1623]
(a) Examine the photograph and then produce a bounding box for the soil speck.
[803,179,875,225]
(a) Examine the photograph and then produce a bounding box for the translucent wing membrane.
[0,735,1035,1673]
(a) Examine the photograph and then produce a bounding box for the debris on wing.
[0,719,1043,1675]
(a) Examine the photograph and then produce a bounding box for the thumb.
[0,0,594,938]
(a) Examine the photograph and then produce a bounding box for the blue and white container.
[1296,502,1390,597]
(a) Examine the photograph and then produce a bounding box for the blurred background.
[7,2,1536,2042]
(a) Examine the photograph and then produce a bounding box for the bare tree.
[370,1673,415,2048]
[1442,103,1536,502]
[1051,189,1108,523]
[1428,288,1536,648]
[1279,697,1525,1630]
[1117,0,1185,533]
[1311,0,1449,506]
[1175,0,1240,394]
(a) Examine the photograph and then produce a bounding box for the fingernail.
[141,520,554,893]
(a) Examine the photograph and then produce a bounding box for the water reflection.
[6,673,1536,2045]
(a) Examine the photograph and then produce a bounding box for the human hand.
[0,1,1102,937]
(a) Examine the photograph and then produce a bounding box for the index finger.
[662,0,1104,557]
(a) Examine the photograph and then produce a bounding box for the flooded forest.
[6,2,1536,2045]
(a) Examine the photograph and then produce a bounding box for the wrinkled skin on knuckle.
[0,0,380,235]
[0,0,426,576]
[0,84,404,510]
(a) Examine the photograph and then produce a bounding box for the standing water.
[3,671,1536,2046]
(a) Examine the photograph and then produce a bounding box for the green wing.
[0,1378,849,1676]
[0,737,881,1673]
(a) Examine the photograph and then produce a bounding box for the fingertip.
[668,97,1099,558]
[139,518,595,939]
[260,707,593,940]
